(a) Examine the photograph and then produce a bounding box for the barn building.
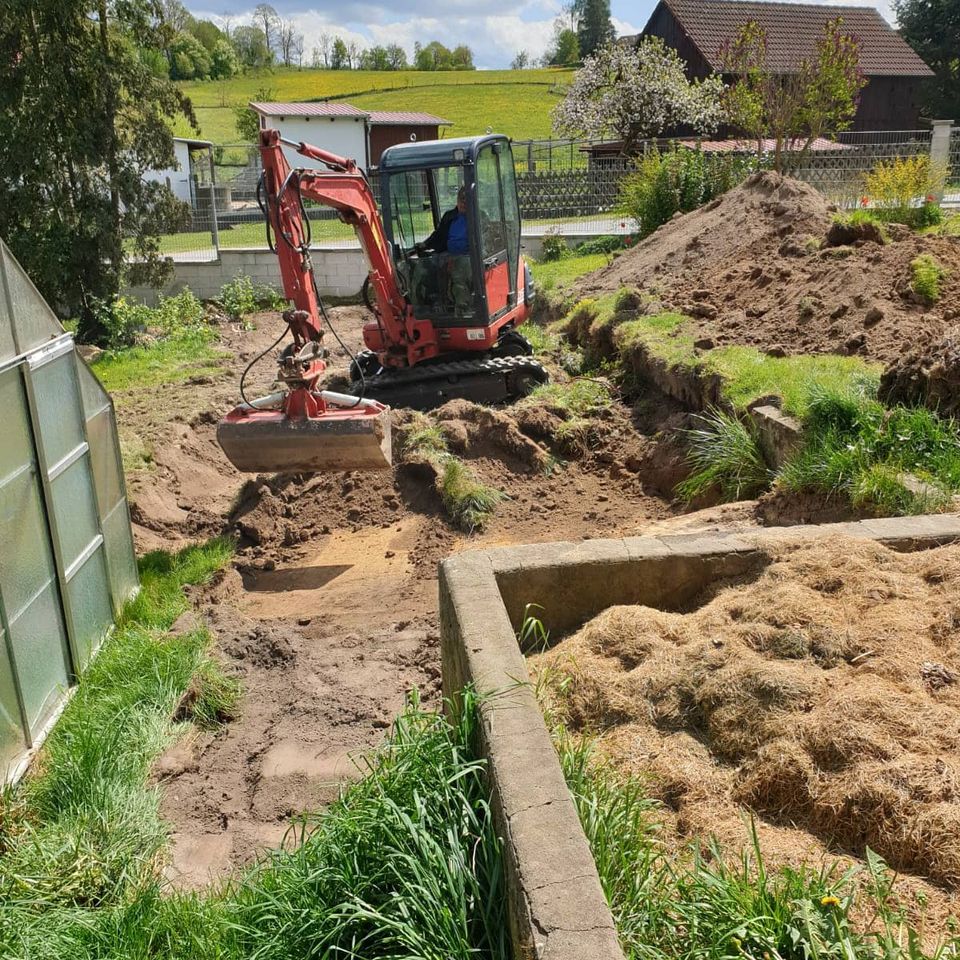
[248,102,451,171]
[629,0,934,131]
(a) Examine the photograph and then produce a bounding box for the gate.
[0,240,138,784]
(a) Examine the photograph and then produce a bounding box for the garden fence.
[151,123,959,262]
[0,240,138,785]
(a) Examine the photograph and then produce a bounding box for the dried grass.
[532,535,960,895]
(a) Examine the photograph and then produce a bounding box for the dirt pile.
[573,171,960,365]
[880,325,960,417]
[532,536,960,896]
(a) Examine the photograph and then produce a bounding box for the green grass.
[676,408,771,503]
[176,66,573,143]
[529,252,610,293]
[0,539,235,914]
[910,253,946,303]
[400,413,504,531]
[558,729,958,960]
[521,377,614,418]
[440,458,504,532]
[1,530,507,958]
[779,385,960,515]
[90,329,226,394]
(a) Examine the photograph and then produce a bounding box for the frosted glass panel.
[29,352,86,469]
[0,467,57,621]
[1,244,62,355]
[50,457,101,571]
[76,353,110,419]
[6,584,69,731]
[103,503,138,612]
[65,548,112,671]
[87,410,123,517]
[0,367,32,482]
[0,622,27,770]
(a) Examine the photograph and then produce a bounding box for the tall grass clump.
[677,408,770,502]
[3,692,508,960]
[779,385,960,514]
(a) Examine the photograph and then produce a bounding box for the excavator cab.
[378,135,527,333]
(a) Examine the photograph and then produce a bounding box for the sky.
[189,0,898,70]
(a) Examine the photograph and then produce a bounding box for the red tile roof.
[649,0,933,77]
[249,102,367,117]
[367,110,451,126]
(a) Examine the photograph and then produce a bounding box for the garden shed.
[0,239,138,785]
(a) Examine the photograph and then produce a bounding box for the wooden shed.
[631,0,934,131]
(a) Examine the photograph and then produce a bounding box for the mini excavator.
[216,128,548,474]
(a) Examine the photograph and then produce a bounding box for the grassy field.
[175,66,573,143]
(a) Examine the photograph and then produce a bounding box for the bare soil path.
[118,308,700,886]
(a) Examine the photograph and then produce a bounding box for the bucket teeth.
[217,405,392,474]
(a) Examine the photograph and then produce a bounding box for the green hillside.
[175,67,574,144]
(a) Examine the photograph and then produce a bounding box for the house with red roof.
[626,0,934,130]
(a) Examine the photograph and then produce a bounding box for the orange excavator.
[216,128,547,475]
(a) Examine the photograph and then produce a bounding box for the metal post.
[207,145,221,256]
[930,120,955,202]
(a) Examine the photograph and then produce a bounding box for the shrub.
[218,274,258,318]
[863,155,948,220]
[620,147,756,239]
[910,254,945,303]
[95,289,205,349]
[676,408,770,502]
[575,235,627,255]
[540,230,570,262]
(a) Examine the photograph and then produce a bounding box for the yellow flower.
[821,895,840,907]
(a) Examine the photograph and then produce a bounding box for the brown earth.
[574,172,960,366]
[531,535,960,929]
[123,306,777,888]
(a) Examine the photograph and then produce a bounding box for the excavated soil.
[531,535,960,927]
[120,305,764,887]
[575,172,960,366]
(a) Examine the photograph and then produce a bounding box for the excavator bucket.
[217,393,392,474]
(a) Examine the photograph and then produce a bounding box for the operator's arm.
[422,208,456,252]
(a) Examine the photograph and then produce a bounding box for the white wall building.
[249,102,370,171]
[142,137,213,203]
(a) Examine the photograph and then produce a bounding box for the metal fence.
[0,239,138,785]
[154,124,959,262]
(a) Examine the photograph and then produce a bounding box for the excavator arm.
[257,128,435,369]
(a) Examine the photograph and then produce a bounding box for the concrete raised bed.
[439,514,960,960]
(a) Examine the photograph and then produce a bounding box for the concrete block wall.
[126,247,369,304]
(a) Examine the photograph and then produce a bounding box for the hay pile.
[532,536,960,892]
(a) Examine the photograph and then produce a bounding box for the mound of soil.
[532,536,960,912]
[574,172,960,365]
[879,326,960,417]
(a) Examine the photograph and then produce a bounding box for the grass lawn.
[91,329,227,395]
[176,67,573,144]
[528,252,611,293]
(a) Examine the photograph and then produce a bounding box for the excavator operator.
[415,186,473,316]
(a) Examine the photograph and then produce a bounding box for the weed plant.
[910,254,946,303]
[218,273,285,319]
[677,408,770,502]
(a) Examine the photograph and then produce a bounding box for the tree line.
[150,1,476,80]
[511,0,614,70]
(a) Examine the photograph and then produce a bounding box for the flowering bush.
[863,156,948,227]
[552,38,724,150]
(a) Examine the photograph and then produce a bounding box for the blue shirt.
[447,212,469,254]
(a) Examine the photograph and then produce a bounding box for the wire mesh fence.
[150,126,957,262]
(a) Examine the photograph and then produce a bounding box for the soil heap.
[574,172,960,366]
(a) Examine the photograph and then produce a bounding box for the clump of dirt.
[879,325,960,418]
[532,536,960,901]
[573,171,960,365]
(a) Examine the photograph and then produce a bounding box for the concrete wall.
[126,247,370,303]
[440,514,960,960]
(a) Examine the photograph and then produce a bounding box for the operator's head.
[456,186,466,213]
